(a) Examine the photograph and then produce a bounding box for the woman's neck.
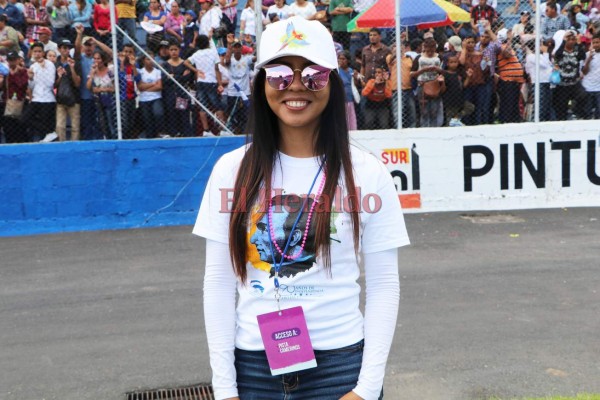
[278,126,318,158]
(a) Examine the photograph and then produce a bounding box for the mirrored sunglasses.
[264,64,331,91]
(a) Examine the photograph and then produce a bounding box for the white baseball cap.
[255,16,337,70]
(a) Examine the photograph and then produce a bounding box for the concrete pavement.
[1,208,599,400]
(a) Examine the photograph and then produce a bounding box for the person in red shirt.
[93,0,118,47]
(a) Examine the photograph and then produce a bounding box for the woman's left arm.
[351,248,399,400]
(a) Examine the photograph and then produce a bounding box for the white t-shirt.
[188,48,220,83]
[226,54,252,96]
[137,67,162,102]
[198,6,222,37]
[194,144,409,349]
[266,4,292,23]
[195,145,409,400]
[29,59,56,103]
[289,1,317,19]
[525,52,552,83]
[582,51,600,92]
[240,7,256,35]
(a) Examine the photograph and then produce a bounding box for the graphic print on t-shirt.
[247,194,340,279]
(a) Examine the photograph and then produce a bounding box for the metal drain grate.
[126,384,214,400]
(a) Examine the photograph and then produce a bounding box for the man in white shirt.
[24,41,57,142]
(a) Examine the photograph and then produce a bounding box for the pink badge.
[257,306,317,375]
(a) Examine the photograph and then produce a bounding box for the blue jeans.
[464,81,493,125]
[539,82,555,122]
[587,91,600,119]
[235,340,383,400]
[81,98,101,140]
[118,18,137,47]
[400,89,416,128]
[139,98,165,138]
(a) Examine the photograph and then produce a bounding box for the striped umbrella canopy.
[347,0,471,31]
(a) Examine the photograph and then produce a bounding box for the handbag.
[175,96,189,110]
[422,79,441,99]
[4,73,24,118]
[56,74,77,106]
[549,70,561,85]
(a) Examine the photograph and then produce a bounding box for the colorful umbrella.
[346,11,372,33]
[349,0,471,30]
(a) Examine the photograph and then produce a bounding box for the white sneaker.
[219,129,234,136]
[203,130,216,137]
[40,132,58,142]
[449,118,464,127]
[159,134,171,138]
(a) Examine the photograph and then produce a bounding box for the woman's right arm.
[204,239,239,400]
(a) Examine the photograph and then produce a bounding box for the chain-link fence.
[1,0,599,144]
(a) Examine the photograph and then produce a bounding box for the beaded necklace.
[267,162,326,287]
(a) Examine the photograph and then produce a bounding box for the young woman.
[410,37,445,127]
[194,16,409,400]
[162,42,194,136]
[2,52,28,143]
[137,52,165,138]
[69,0,93,37]
[86,50,116,139]
[93,0,117,47]
[143,0,167,52]
[239,0,256,42]
[184,34,227,136]
[337,51,357,130]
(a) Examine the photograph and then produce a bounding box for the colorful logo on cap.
[278,21,309,53]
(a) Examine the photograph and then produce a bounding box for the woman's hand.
[339,392,363,400]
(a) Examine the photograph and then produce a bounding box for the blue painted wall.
[0,137,245,237]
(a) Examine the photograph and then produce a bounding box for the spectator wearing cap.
[69,0,93,37]
[154,40,171,64]
[0,14,20,53]
[24,41,56,142]
[0,0,24,32]
[553,29,589,120]
[143,0,166,52]
[542,2,570,40]
[217,0,238,35]
[54,38,81,141]
[115,0,137,49]
[164,1,185,45]
[46,0,71,42]
[93,0,118,48]
[183,10,198,51]
[1,51,28,143]
[198,0,224,41]
[512,11,533,37]
[24,0,50,43]
[37,26,58,53]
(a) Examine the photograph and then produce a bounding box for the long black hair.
[228,68,360,282]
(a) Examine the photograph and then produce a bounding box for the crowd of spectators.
[0,0,599,143]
